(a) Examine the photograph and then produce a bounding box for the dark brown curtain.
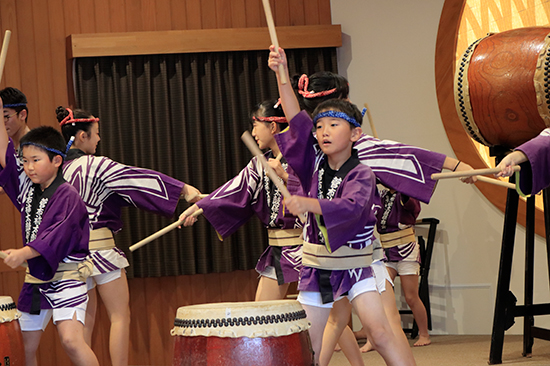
[73,48,337,278]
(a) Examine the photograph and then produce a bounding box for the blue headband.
[4,103,26,108]
[20,142,66,159]
[313,110,361,128]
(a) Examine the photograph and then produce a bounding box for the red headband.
[59,108,99,126]
[253,116,288,123]
[297,74,337,99]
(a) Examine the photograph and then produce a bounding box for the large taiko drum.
[0,296,25,365]
[171,300,313,366]
[455,27,550,148]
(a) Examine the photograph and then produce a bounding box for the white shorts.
[385,261,420,276]
[372,260,393,293]
[87,269,123,291]
[297,276,378,308]
[257,266,277,280]
[19,304,87,332]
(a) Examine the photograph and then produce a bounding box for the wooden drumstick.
[242,131,306,223]
[275,152,283,161]
[0,251,28,268]
[476,175,516,190]
[363,102,379,139]
[261,0,287,85]
[431,166,520,180]
[0,30,11,84]
[129,207,204,252]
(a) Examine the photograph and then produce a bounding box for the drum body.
[0,296,25,365]
[171,300,313,366]
[455,27,550,148]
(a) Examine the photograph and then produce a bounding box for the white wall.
[331,0,550,334]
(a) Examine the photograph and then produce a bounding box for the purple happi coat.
[0,140,90,313]
[515,128,550,195]
[275,111,380,302]
[63,149,184,275]
[378,189,421,263]
[197,150,303,284]
[354,134,446,204]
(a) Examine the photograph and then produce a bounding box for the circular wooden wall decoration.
[435,0,550,235]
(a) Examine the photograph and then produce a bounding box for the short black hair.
[312,99,363,128]
[249,99,289,131]
[0,87,28,122]
[292,72,349,115]
[20,126,66,162]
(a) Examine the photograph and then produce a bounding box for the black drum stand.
[489,148,550,364]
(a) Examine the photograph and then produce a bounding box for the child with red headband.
[59,106,201,366]
[180,99,305,301]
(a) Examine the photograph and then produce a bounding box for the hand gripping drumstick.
[261,0,287,85]
[130,152,282,252]
[0,251,28,268]
[363,102,379,139]
[0,30,11,85]
[431,166,520,180]
[129,207,204,252]
[242,131,306,223]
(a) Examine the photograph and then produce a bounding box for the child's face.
[3,108,26,138]
[21,145,62,190]
[251,121,275,150]
[80,121,101,155]
[315,115,360,157]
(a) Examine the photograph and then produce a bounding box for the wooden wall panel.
[0,0,331,364]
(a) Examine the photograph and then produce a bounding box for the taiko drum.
[0,296,25,365]
[455,27,550,148]
[171,300,313,366]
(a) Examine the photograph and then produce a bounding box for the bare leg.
[301,303,331,366]
[337,326,365,366]
[56,314,99,366]
[400,274,430,346]
[22,330,42,366]
[96,271,131,366]
[361,268,410,352]
[319,298,363,366]
[255,276,290,301]
[352,292,416,366]
[84,286,97,346]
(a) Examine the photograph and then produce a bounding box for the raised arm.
[0,97,8,168]
[268,45,301,121]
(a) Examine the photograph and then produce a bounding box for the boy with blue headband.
[0,96,99,366]
[269,50,416,366]
[0,87,30,149]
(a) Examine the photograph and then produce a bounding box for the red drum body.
[0,296,25,365]
[171,300,313,366]
[455,27,550,148]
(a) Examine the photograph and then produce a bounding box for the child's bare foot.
[334,343,342,352]
[353,328,368,340]
[414,335,431,347]
[359,340,374,353]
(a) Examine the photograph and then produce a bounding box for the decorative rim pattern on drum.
[171,300,311,338]
[534,33,550,124]
[454,34,492,146]
[0,296,21,323]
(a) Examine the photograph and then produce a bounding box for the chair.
[398,217,439,338]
